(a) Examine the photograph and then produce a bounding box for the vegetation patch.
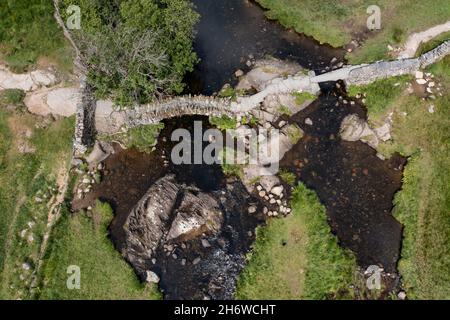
[292,92,316,106]
[236,183,356,299]
[0,0,73,73]
[61,0,199,107]
[415,31,450,57]
[38,200,161,299]
[279,169,296,186]
[209,115,238,130]
[347,75,410,123]
[255,0,450,64]
[101,123,164,154]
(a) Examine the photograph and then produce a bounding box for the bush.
[0,89,25,108]
[209,115,238,130]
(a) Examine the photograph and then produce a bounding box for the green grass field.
[256,0,450,63]
[0,0,73,73]
[236,183,357,299]
[348,56,450,299]
[0,110,74,299]
[38,200,161,300]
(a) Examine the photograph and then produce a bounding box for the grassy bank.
[0,110,74,299]
[256,0,450,63]
[236,183,357,299]
[348,57,450,299]
[0,0,73,73]
[38,201,161,300]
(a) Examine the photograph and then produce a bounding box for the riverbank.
[347,55,450,299]
[0,106,74,299]
[255,0,450,63]
[236,183,356,299]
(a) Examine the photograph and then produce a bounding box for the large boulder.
[122,175,223,274]
[339,114,379,148]
[236,58,304,92]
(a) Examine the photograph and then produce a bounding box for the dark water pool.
[186,0,344,94]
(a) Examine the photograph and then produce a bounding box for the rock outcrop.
[24,86,80,117]
[339,113,393,149]
[120,175,264,300]
[0,65,57,91]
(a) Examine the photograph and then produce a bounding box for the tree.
[62,0,199,108]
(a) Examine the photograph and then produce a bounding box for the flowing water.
[186,0,344,94]
[74,0,405,298]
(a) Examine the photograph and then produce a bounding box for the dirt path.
[29,161,71,292]
[398,21,450,58]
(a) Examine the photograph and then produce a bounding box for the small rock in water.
[305,118,313,126]
[248,206,257,214]
[192,257,201,265]
[145,270,160,283]
[201,239,211,248]
[234,69,244,77]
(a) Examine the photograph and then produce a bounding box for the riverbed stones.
[270,185,284,197]
[416,78,427,85]
[234,69,244,77]
[201,239,211,248]
[86,141,114,165]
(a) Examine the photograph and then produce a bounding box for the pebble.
[201,239,211,248]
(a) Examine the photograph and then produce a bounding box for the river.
[73,0,404,299]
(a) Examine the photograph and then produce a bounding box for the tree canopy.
[62,0,199,107]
